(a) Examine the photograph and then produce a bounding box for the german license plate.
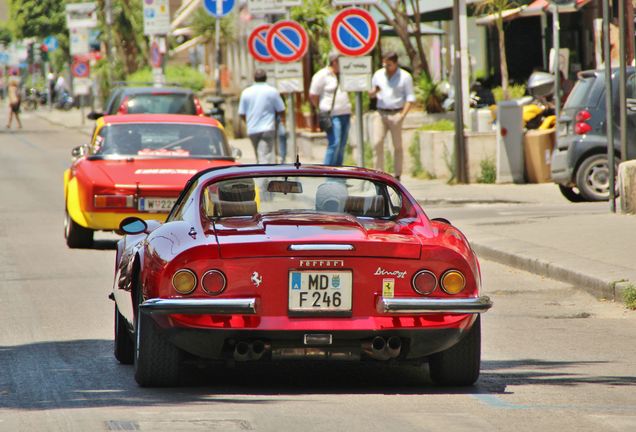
[138,197,177,212]
[288,270,352,313]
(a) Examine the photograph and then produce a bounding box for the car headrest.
[218,180,256,202]
[214,200,258,218]
[344,196,385,217]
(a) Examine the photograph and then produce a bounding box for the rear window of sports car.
[201,176,405,219]
[92,123,229,158]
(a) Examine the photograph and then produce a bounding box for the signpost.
[203,0,236,95]
[44,36,59,53]
[330,8,378,167]
[267,20,308,164]
[72,58,91,124]
[65,2,98,28]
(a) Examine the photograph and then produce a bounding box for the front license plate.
[288,270,352,313]
[138,197,177,212]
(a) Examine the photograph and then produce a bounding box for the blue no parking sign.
[202,0,235,17]
[72,60,89,78]
[330,8,378,57]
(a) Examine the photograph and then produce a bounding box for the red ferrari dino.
[112,164,492,387]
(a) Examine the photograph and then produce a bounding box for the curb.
[471,241,627,303]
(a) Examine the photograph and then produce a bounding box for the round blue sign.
[44,36,59,53]
[203,0,235,17]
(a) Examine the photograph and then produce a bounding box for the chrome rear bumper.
[140,298,257,315]
[377,296,492,314]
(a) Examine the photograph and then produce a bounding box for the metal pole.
[104,0,114,86]
[452,0,467,183]
[602,0,616,212]
[355,92,364,167]
[552,5,561,126]
[81,94,85,125]
[619,0,628,161]
[286,10,296,164]
[45,61,52,110]
[215,1,222,95]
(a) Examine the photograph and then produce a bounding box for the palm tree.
[476,0,518,100]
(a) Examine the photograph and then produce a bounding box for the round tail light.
[441,270,466,295]
[412,270,437,295]
[201,270,226,295]
[172,269,197,294]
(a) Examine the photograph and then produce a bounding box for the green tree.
[0,23,13,45]
[374,0,432,78]
[190,8,236,44]
[8,0,67,39]
[476,0,518,100]
[290,0,335,70]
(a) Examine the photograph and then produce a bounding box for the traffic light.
[40,44,48,62]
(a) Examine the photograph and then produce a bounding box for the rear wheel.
[134,285,181,387]
[64,210,93,248]
[575,154,616,201]
[114,305,134,364]
[429,316,481,386]
[557,184,585,203]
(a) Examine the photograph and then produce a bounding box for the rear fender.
[65,175,91,228]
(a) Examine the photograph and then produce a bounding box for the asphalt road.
[1,112,635,431]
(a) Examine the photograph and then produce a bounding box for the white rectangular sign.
[275,0,302,6]
[69,27,90,56]
[66,3,98,28]
[74,78,92,96]
[339,56,372,92]
[247,0,286,15]
[143,0,171,36]
[275,62,303,93]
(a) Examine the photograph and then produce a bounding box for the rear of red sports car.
[117,167,491,387]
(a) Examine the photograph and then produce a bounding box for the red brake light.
[574,122,592,135]
[117,96,130,114]
[201,270,226,295]
[575,110,591,122]
[194,97,204,116]
[412,270,437,295]
[94,194,134,208]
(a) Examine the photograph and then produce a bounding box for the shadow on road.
[2,339,635,411]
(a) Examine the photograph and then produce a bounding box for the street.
[0,113,635,431]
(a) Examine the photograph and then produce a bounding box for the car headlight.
[172,269,197,294]
[440,270,466,295]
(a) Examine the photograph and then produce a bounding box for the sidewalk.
[34,108,636,305]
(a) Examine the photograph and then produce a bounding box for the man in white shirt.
[369,52,416,181]
[309,52,352,166]
[238,69,286,164]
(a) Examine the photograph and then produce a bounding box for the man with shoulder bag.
[309,52,351,166]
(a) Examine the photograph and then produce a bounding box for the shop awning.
[171,0,201,32]
[171,35,205,54]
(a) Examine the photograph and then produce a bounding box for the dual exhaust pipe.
[233,336,402,361]
[363,336,402,361]
[233,340,269,361]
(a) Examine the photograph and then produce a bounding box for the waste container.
[524,128,555,183]
[496,98,528,183]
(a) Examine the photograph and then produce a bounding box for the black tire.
[575,154,615,202]
[134,288,181,387]
[429,316,481,386]
[114,305,134,364]
[558,184,585,203]
[64,210,94,248]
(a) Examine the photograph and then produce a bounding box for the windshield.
[94,123,229,158]
[124,93,196,114]
[202,176,407,220]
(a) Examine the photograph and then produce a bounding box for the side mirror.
[231,147,242,160]
[119,217,147,235]
[87,111,104,120]
[71,145,88,158]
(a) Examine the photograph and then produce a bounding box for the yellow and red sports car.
[63,114,238,248]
